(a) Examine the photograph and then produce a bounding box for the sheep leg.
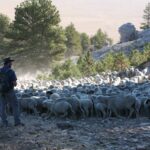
[81,108,86,117]
[82,108,87,117]
[95,109,99,117]
[112,108,121,118]
[128,108,134,118]
[90,106,93,117]
[85,108,89,117]
[102,110,106,118]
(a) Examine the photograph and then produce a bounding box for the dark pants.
[0,90,20,125]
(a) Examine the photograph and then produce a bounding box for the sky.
[0,0,149,42]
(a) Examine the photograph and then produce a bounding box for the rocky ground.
[0,115,150,150]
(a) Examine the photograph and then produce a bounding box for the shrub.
[129,49,145,66]
[77,51,96,76]
[52,59,81,80]
[113,52,130,71]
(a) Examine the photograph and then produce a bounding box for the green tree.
[0,13,10,41]
[143,43,150,61]
[52,59,81,79]
[65,23,82,57]
[129,49,145,66]
[101,52,115,71]
[141,2,150,29]
[113,52,130,71]
[77,51,96,76]
[95,61,105,73]
[80,33,91,53]
[10,0,66,69]
[91,29,112,50]
[11,0,66,50]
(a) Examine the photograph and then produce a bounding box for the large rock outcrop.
[119,23,138,43]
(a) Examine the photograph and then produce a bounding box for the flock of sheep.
[15,66,150,119]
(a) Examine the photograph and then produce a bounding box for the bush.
[143,43,150,61]
[77,51,96,76]
[129,49,145,66]
[52,59,82,80]
[113,52,130,71]
[100,52,115,72]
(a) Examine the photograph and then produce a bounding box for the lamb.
[107,94,136,118]
[42,100,53,117]
[51,101,74,118]
[91,95,109,117]
[79,98,93,117]
[54,95,84,118]
[32,96,48,114]
[19,97,38,115]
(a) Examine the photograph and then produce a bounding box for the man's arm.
[12,80,17,87]
[9,70,17,87]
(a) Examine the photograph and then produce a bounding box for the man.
[0,57,24,127]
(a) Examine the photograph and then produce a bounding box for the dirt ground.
[0,115,150,150]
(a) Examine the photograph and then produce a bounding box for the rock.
[138,28,150,38]
[119,23,138,43]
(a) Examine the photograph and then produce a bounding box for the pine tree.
[65,23,82,57]
[141,2,150,29]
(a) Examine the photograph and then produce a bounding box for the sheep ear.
[145,99,150,104]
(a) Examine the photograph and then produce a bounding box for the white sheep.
[51,101,74,118]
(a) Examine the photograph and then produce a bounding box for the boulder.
[119,23,138,43]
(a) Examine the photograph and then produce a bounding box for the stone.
[119,23,138,43]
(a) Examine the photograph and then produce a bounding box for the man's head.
[3,57,14,68]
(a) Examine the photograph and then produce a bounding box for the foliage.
[65,23,82,57]
[91,29,112,50]
[7,0,66,69]
[13,0,60,42]
[37,43,150,80]
[141,2,150,29]
[52,59,81,80]
[100,52,115,71]
[96,52,130,73]
[113,52,130,71]
[129,49,146,66]
[11,0,66,52]
[77,51,96,76]
[95,61,105,73]
[80,33,91,53]
[143,43,150,61]
[0,13,10,41]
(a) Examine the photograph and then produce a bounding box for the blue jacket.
[0,66,17,89]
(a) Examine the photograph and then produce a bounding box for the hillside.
[92,25,150,60]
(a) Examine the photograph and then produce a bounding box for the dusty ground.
[0,115,150,150]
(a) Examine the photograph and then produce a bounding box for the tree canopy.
[80,33,91,53]
[91,29,112,50]
[141,2,150,29]
[13,0,60,43]
[65,23,82,57]
[9,0,66,70]
[0,13,10,40]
